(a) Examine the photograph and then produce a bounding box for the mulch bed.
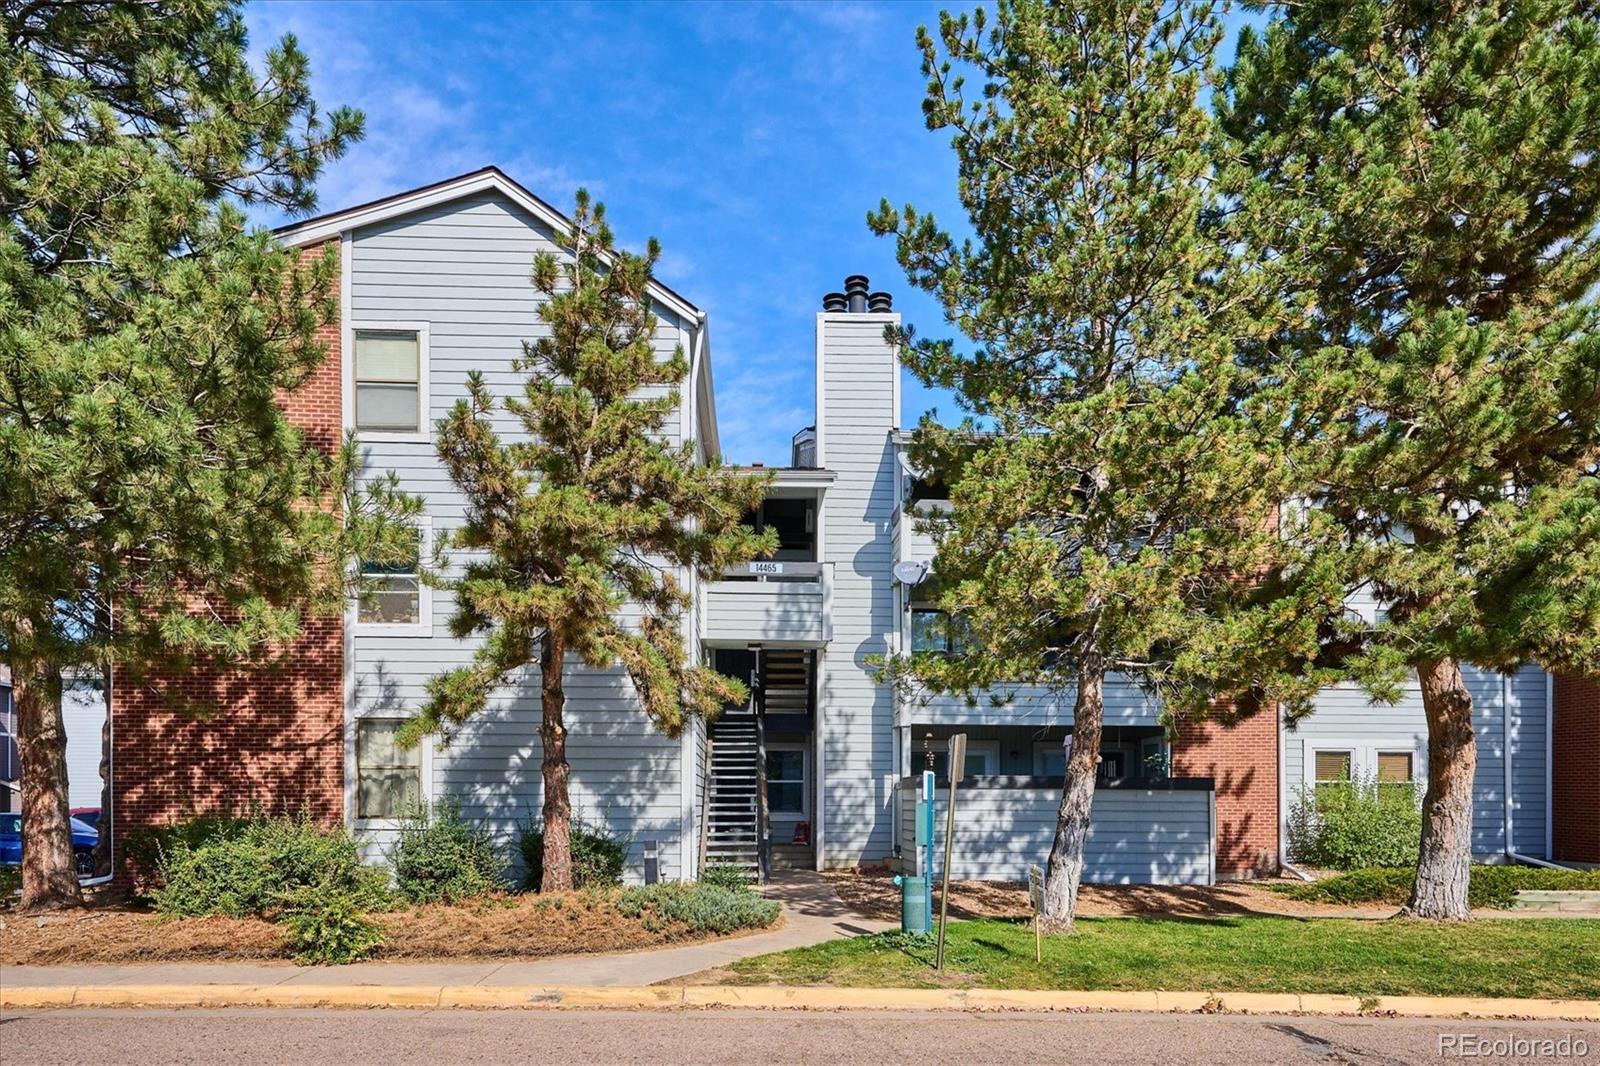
[0,892,766,967]
[824,872,1394,921]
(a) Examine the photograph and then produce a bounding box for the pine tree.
[1216,0,1600,915]
[407,191,773,892]
[1220,1,1600,918]
[870,0,1319,929]
[0,1,406,910]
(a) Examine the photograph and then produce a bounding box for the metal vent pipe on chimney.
[822,292,847,312]
[868,291,893,313]
[844,275,869,313]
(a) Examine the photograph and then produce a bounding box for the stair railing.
[753,663,771,884]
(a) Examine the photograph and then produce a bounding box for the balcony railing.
[702,561,833,647]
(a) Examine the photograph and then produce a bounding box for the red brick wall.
[1172,700,1280,879]
[111,240,345,872]
[1553,674,1600,864]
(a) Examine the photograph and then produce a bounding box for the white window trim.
[1301,738,1426,788]
[931,739,999,777]
[350,715,434,829]
[1032,740,1064,777]
[1374,748,1418,784]
[354,515,433,636]
[1139,735,1167,771]
[351,320,431,443]
[766,741,809,819]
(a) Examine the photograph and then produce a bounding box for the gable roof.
[272,166,703,321]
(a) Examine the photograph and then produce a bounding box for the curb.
[4,984,1599,1020]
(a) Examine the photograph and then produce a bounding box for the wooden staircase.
[760,650,811,720]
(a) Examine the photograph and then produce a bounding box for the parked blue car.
[0,812,99,877]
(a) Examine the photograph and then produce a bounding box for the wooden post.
[1028,863,1043,964]
[935,733,966,971]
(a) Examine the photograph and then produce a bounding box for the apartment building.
[98,168,1595,887]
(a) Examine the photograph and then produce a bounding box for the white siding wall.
[818,314,900,865]
[347,191,694,881]
[1283,663,1550,858]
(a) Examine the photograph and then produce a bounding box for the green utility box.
[894,770,937,935]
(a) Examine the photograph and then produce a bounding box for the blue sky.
[246,0,964,465]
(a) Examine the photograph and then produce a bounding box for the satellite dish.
[892,560,931,586]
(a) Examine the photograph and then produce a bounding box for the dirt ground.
[824,872,1395,921]
[0,892,767,967]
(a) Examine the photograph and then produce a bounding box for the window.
[1097,748,1128,784]
[1314,750,1353,784]
[357,520,430,632]
[910,608,969,655]
[766,746,806,815]
[926,743,997,780]
[354,327,425,434]
[1140,736,1169,778]
[1377,751,1414,784]
[356,719,422,819]
[1033,741,1065,777]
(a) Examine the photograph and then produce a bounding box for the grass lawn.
[717,916,1600,1000]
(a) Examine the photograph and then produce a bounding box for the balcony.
[703,561,833,648]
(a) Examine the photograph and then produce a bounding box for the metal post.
[935,733,966,971]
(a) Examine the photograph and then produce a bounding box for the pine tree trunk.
[1404,656,1476,921]
[16,662,83,911]
[539,632,574,893]
[1040,651,1105,933]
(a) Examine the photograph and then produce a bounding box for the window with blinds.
[355,329,421,432]
[356,718,421,819]
[1314,750,1352,783]
[1377,751,1414,783]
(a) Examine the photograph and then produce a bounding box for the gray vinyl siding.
[1283,663,1550,859]
[346,191,695,881]
[686,715,707,879]
[908,676,1161,727]
[818,315,899,865]
[897,781,1213,884]
[702,580,831,646]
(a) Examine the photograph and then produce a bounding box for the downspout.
[1545,670,1555,860]
[1275,699,1312,880]
[78,667,115,888]
[1506,668,1571,870]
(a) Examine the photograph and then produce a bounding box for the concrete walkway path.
[2,870,895,991]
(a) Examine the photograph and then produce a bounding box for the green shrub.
[1280,866,1414,906]
[0,864,20,901]
[518,813,631,890]
[125,814,252,887]
[700,863,753,890]
[614,881,780,934]
[390,799,504,904]
[281,886,388,965]
[153,815,389,919]
[1286,773,1422,869]
[1283,864,1600,909]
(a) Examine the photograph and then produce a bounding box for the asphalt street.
[3,1007,1597,1065]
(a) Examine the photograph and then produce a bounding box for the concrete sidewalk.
[2,870,895,992]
